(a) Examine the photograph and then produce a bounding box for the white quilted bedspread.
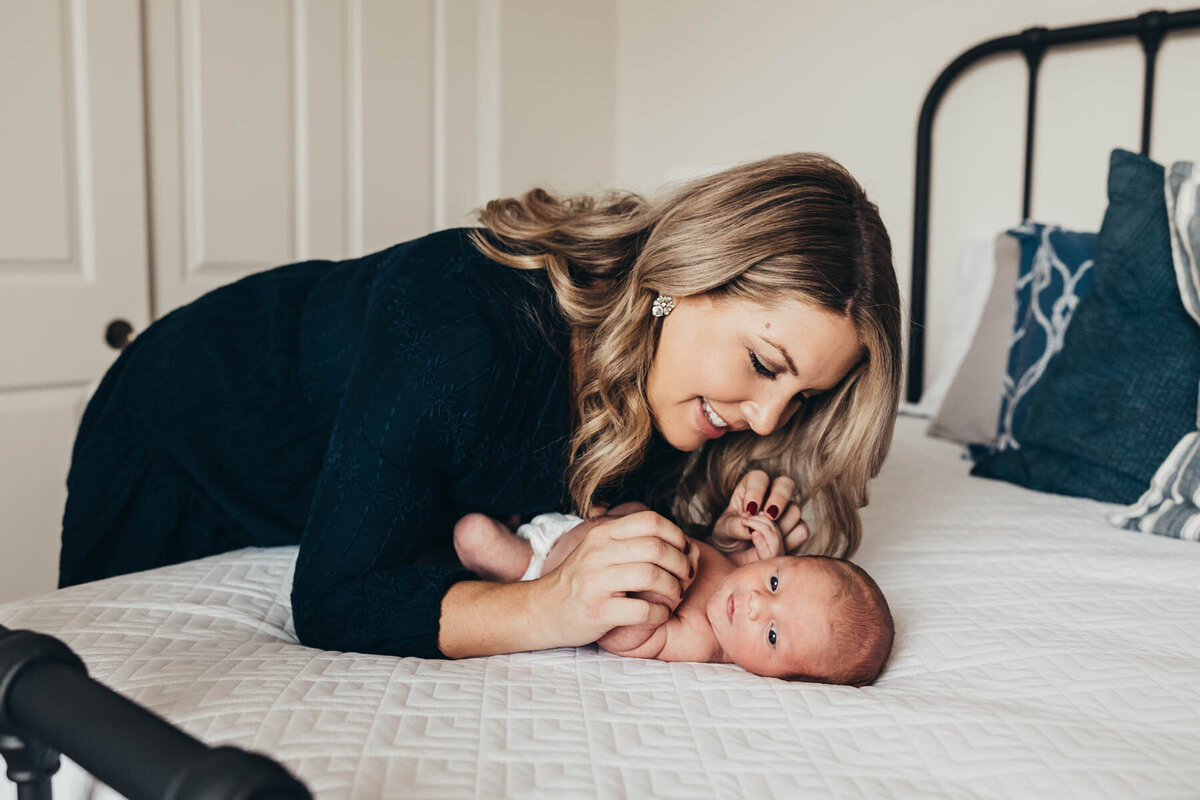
[3,416,1200,799]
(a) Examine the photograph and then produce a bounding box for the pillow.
[992,222,1096,450]
[970,149,1200,504]
[903,237,1003,419]
[1107,158,1200,540]
[926,232,1021,445]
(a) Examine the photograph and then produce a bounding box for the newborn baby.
[453,504,893,685]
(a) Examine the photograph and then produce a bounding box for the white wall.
[498,0,617,198]
[611,0,1200,392]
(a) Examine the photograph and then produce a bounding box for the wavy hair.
[469,152,901,557]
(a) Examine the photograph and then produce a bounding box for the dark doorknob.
[104,319,136,350]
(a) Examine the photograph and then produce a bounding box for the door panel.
[0,0,150,386]
[145,0,456,317]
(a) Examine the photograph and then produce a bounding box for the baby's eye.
[770,574,778,592]
[768,622,777,647]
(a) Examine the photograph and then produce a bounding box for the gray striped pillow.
[1108,160,1200,540]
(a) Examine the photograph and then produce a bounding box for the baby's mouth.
[727,593,734,624]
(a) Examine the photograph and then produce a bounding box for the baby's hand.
[724,515,787,565]
[712,470,810,555]
[712,507,754,554]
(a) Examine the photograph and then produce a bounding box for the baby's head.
[704,555,893,685]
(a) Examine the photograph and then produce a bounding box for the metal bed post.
[0,625,312,800]
[1138,10,1167,155]
[905,6,1200,405]
[1019,27,1047,222]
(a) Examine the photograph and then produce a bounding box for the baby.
[453,503,893,685]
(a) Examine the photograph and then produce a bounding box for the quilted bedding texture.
[2,415,1199,799]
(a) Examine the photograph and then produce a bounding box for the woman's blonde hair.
[469,152,901,557]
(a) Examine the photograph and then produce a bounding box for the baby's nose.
[746,590,761,621]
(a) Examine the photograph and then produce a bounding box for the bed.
[4,414,1199,799]
[5,7,1200,800]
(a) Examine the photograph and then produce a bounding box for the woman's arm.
[440,510,693,656]
[438,580,575,657]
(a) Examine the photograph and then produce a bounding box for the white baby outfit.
[516,512,583,581]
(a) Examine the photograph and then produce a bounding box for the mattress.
[3,415,1199,799]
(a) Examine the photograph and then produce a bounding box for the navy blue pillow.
[971,149,1200,503]
[993,222,1096,451]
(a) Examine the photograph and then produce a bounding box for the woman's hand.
[711,469,810,555]
[536,509,692,648]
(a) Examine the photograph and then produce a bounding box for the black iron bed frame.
[3,6,1200,799]
[906,6,1200,404]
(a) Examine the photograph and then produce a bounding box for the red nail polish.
[767,505,779,519]
[747,502,758,515]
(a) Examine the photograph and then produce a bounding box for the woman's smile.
[696,396,730,439]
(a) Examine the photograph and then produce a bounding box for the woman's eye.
[748,350,777,380]
[768,622,777,647]
[770,574,778,592]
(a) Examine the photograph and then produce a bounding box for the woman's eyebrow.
[761,336,798,376]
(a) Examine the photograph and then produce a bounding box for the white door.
[142,0,480,316]
[0,0,150,601]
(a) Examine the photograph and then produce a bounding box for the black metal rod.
[0,733,57,800]
[0,626,311,800]
[1139,10,1167,155]
[906,6,1200,404]
[1021,29,1047,222]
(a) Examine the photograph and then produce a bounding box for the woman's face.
[645,294,863,451]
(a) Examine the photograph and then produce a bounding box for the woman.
[60,152,901,660]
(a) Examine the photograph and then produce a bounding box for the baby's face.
[704,556,838,679]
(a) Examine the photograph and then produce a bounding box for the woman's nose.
[742,394,794,436]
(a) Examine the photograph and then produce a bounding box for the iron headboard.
[906,6,1200,404]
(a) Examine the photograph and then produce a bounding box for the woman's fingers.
[732,469,770,515]
[601,510,688,553]
[783,520,810,553]
[606,562,684,604]
[728,471,797,524]
[777,503,804,536]
[762,476,797,521]
[604,596,672,628]
[606,534,691,583]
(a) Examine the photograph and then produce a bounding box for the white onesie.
[516,512,583,581]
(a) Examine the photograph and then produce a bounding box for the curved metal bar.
[0,626,311,800]
[906,7,1200,405]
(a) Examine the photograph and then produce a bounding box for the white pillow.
[900,236,997,418]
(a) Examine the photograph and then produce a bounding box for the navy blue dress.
[60,228,682,658]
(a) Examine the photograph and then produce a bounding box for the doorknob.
[104,319,136,350]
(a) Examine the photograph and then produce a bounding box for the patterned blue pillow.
[991,222,1096,451]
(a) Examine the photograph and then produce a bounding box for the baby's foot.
[453,513,534,581]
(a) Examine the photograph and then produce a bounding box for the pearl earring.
[651,294,675,317]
